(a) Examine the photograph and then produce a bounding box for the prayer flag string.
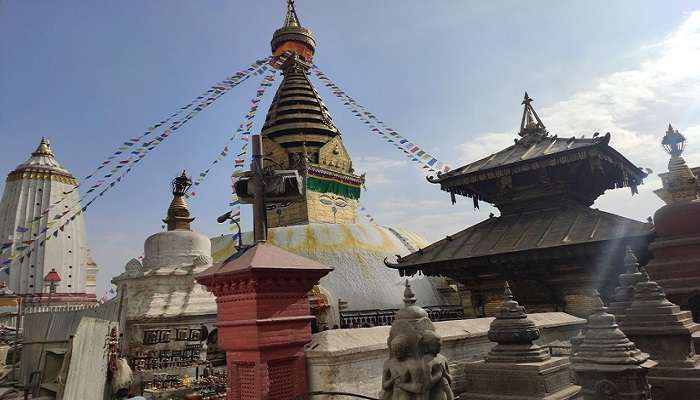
[358,203,378,225]
[0,57,273,270]
[2,56,272,259]
[311,65,451,175]
[227,60,286,233]
[189,69,280,197]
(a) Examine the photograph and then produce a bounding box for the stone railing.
[305,312,584,399]
[339,305,464,328]
[24,303,98,314]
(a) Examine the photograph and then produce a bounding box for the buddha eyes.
[319,195,347,208]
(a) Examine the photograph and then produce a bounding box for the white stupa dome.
[143,229,211,270]
[212,223,453,325]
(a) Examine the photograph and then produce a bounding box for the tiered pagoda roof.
[392,207,650,275]
[262,56,340,156]
[389,93,651,277]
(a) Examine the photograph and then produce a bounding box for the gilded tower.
[262,0,364,227]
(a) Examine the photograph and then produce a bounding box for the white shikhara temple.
[0,138,97,304]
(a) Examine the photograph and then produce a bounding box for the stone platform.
[305,312,584,398]
[463,357,580,400]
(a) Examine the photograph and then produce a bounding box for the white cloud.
[453,11,700,223]
[354,155,415,186]
[461,11,700,165]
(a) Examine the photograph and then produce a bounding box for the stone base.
[649,366,700,400]
[461,357,581,399]
[573,365,652,400]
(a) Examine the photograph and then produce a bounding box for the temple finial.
[163,171,194,231]
[283,0,301,27]
[518,92,546,138]
[32,137,54,157]
[662,123,686,158]
[504,281,513,300]
[591,289,605,311]
[403,279,416,306]
[624,246,640,274]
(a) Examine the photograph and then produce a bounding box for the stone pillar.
[619,267,700,399]
[608,247,644,323]
[571,291,653,400]
[462,282,581,400]
[196,242,332,400]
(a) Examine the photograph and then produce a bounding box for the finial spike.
[662,123,686,158]
[624,246,640,274]
[164,171,194,230]
[591,289,605,311]
[504,281,513,299]
[518,92,546,138]
[32,136,54,157]
[403,279,416,306]
[283,0,301,27]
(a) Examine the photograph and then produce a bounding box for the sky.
[1,1,700,296]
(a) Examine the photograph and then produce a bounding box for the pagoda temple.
[388,94,651,317]
[211,0,460,329]
[0,138,98,306]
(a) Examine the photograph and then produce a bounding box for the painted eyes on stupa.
[334,199,347,208]
[319,195,347,208]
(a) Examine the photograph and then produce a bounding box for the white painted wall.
[0,150,94,298]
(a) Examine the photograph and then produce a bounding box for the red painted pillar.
[197,242,332,400]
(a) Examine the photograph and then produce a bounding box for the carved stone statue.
[420,331,453,400]
[380,281,454,400]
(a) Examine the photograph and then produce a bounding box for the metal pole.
[11,295,22,382]
[251,135,267,243]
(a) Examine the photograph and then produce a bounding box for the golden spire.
[163,171,195,231]
[270,0,316,63]
[518,92,547,139]
[32,137,54,157]
[283,0,301,27]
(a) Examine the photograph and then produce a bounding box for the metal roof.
[391,206,651,270]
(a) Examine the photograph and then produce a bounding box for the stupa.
[619,266,700,399]
[462,282,581,399]
[111,172,223,394]
[0,137,97,305]
[645,124,700,320]
[607,246,645,323]
[212,0,457,329]
[571,291,653,400]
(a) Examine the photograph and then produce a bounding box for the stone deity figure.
[420,331,453,400]
[382,335,427,400]
[381,282,455,400]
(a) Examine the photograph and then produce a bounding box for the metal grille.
[237,363,256,400]
[339,305,464,328]
[268,360,294,400]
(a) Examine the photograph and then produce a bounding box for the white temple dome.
[143,229,211,270]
